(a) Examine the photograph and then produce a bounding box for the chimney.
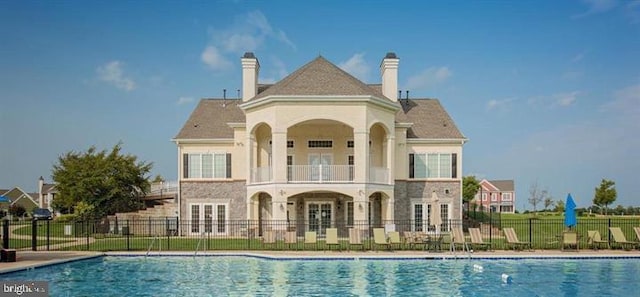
[380,52,399,101]
[241,52,260,102]
[38,176,44,208]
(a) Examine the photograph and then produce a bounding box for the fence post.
[46,220,50,251]
[86,220,90,250]
[488,208,493,246]
[247,220,251,250]
[166,217,170,251]
[126,219,130,251]
[3,219,9,249]
[607,217,612,245]
[31,219,37,251]
[528,218,533,250]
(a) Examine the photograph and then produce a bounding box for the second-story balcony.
[250,165,389,184]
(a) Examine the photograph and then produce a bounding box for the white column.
[272,131,287,183]
[386,136,395,184]
[354,131,370,183]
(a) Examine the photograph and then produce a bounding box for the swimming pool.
[2,256,640,296]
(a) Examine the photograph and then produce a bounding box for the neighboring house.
[0,187,39,213]
[173,52,466,236]
[38,176,57,211]
[473,179,515,213]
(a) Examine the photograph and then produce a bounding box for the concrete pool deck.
[2,249,639,274]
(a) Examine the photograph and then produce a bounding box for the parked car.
[32,208,53,220]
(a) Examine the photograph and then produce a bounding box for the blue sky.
[1,0,638,210]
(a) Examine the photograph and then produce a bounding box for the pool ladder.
[194,232,207,257]
[145,234,161,258]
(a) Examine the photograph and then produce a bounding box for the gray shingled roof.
[175,98,464,140]
[396,99,465,139]
[489,180,515,191]
[174,99,245,139]
[253,56,387,100]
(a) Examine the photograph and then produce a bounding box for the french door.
[308,202,332,235]
[190,203,228,235]
[308,153,332,181]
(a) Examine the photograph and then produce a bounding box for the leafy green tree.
[553,200,565,213]
[462,176,481,212]
[9,204,26,218]
[593,179,616,215]
[52,143,152,218]
[544,197,554,211]
[151,175,165,183]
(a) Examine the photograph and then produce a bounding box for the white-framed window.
[482,193,488,201]
[491,193,498,201]
[308,140,333,148]
[189,202,228,235]
[346,140,354,148]
[502,193,512,201]
[409,153,457,179]
[183,153,231,179]
[287,140,294,148]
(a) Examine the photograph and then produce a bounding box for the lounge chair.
[388,231,401,250]
[348,228,363,251]
[587,230,609,250]
[609,227,638,250]
[304,231,317,250]
[284,231,298,250]
[325,228,340,251]
[262,230,276,250]
[503,227,531,251]
[450,227,470,253]
[561,231,579,251]
[373,228,391,251]
[468,228,491,251]
[634,227,640,247]
[402,231,415,249]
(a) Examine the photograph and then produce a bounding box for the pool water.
[2,256,640,296]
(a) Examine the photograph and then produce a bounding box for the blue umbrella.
[0,195,9,202]
[565,193,577,228]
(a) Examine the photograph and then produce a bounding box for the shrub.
[54,213,77,222]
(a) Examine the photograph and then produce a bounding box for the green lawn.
[7,238,75,249]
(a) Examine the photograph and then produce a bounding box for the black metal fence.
[2,217,639,252]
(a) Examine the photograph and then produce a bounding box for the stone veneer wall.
[394,180,462,222]
[180,181,247,220]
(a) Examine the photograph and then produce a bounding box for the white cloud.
[201,46,232,70]
[572,0,618,19]
[202,10,296,71]
[216,10,294,53]
[177,97,194,105]
[486,98,515,111]
[553,91,580,107]
[338,53,370,81]
[404,66,452,91]
[96,61,136,91]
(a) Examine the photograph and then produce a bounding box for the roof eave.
[172,138,234,144]
[239,95,401,112]
[406,138,468,145]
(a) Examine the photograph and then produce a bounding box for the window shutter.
[409,153,415,178]
[183,154,189,178]
[452,153,457,178]
[226,153,232,178]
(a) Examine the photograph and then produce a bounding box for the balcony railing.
[288,165,353,183]
[249,165,390,184]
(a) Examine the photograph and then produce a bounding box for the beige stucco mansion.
[173,52,466,235]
